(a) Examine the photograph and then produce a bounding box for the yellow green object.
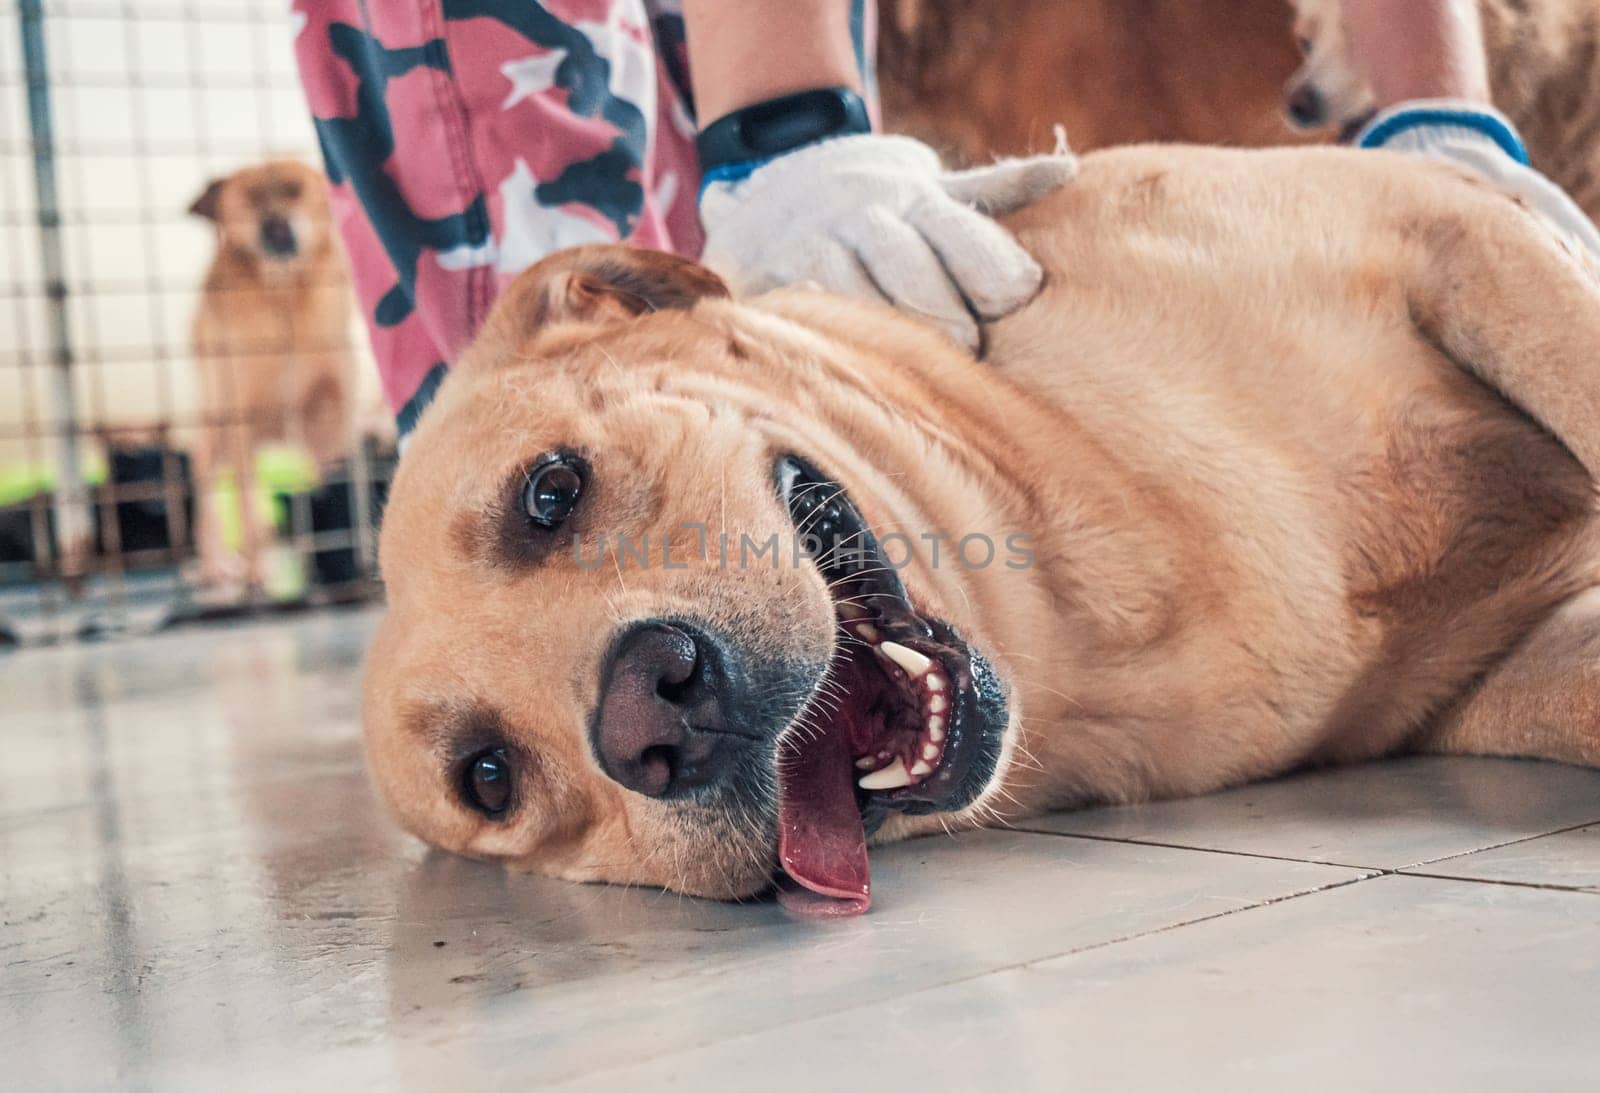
[0,446,318,549]
[208,447,321,548]
[0,455,108,507]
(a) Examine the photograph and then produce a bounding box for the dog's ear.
[469,244,730,364]
[188,178,226,222]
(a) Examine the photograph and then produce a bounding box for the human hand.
[698,134,1077,351]
[1356,103,1600,269]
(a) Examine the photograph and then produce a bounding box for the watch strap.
[695,87,872,173]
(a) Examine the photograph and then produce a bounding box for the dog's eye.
[522,455,585,529]
[464,747,513,816]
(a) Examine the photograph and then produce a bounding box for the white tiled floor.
[1021,756,1600,870]
[2,611,1598,1091]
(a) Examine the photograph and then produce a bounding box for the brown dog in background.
[188,158,357,593]
[878,0,1323,161]
[881,0,1600,227]
[1284,0,1600,220]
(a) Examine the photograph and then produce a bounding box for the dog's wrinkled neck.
[738,291,1191,642]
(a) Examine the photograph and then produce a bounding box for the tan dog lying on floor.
[190,158,357,592]
[364,144,1600,916]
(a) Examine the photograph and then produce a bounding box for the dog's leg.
[192,428,239,590]
[1421,587,1600,768]
[232,427,271,595]
[1399,177,1600,479]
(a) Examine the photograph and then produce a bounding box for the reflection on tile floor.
[2,611,1597,1090]
[576,876,1600,1093]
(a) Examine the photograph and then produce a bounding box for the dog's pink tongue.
[776,717,871,917]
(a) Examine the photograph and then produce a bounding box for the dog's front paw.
[196,552,245,588]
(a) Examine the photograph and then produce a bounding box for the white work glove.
[699,134,1078,351]
[1356,101,1600,273]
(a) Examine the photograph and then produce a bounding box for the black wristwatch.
[695,87,872,174]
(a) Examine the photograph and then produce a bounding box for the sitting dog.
[1285,0,1600,220]
[189,158,357,592]
[364,144,1600,915]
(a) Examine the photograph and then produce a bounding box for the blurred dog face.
[1284,0,1376,136]
[364,248,1014,912]
[189,158,331,269]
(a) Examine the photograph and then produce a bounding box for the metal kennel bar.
[1,1,395,646]
[17,0,93,599]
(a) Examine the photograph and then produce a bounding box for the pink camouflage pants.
[291,0,875,435]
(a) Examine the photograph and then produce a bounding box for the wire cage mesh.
[2,0,394,646]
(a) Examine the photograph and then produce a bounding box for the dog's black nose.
[1286,83,1326,128]
[592,622,750,798]
[259,215,298,258]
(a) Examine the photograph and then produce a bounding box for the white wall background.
[1,0,379,471]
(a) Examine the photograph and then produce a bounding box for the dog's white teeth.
[854,756,876,770]
[858,758,913,790]
[855,622,881,643]
[877,641,932,677]
[837,603,867,621]
[926,674,946,692]
[928,715,945,741]
[921,742,939,760]
[928,694,947,714]
[910,759,934,777]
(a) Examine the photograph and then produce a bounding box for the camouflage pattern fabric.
[292,0,876,436]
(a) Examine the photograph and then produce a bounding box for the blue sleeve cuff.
[1357,106,1530,166]
[698,157,772,201]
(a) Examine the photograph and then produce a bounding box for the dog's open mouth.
[772,455,1007,917]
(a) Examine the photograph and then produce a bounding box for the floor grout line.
[1009,821,1600,882]
[1394,870,1599,896]
[1018,873,1381,963]
[1007,824,1381,870]
[1402,819,1600,869]
[1010,825,1600,902]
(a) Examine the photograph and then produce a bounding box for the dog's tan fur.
[189,159,357,590]
[365,145,1600,902]
[1288,0,1600,219]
